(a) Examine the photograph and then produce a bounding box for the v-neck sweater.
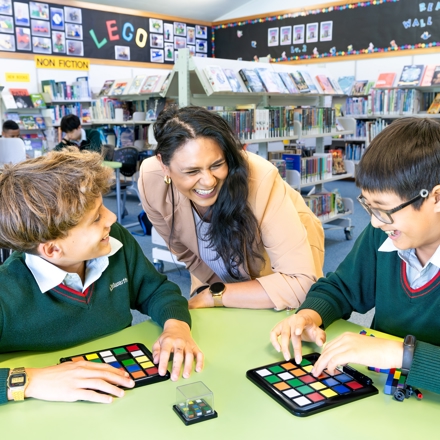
[0,222,190,404]
[298,223,440,395]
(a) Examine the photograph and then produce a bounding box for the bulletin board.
[0,0,212,64]
[213,0,440,62]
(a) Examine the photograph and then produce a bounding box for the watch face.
[9,373,26,387]
[210,282,225,294]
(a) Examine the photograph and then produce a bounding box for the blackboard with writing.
[213,0,439,62]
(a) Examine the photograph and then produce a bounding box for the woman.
[139,106,324,310]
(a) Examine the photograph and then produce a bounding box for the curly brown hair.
[0,148,113,253]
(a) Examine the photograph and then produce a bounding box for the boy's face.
[363,189,440,253]
[50,196,117,273]
[2,128,20,138]
[67,126,82,141]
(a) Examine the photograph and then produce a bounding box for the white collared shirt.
[68,128,87,146]
[379,238,440,289]
[25,237,123,293]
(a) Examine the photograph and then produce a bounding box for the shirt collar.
[25,236,123,293]
[378,236,440,269]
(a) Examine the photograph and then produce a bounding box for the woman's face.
[159,137,229,209]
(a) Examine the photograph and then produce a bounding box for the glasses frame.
[357,189,430,224]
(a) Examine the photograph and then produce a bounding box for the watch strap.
[8,367,27,402]
[402,335,416,375]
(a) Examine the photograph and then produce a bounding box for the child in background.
[271,117,440,395]
[0,148,203,405]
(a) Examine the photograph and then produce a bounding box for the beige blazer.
[139,151,324,310]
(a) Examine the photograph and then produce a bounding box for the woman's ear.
[156,154,170,176]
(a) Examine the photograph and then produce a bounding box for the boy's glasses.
[357,189,429,224]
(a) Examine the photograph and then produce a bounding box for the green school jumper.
[0,222,190,404]
[298,223,440,395]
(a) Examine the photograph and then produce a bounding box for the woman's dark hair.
[356,117,440,209]
[154,105,264,280]
[60,114,81,133]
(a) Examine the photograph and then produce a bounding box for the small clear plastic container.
[173,381,218,425]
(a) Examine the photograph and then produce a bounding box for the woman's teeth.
[195,188,214,195]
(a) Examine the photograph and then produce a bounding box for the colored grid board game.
[60,342,170,387]
[247,353,378,417]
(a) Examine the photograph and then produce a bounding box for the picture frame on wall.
[0,15,14,33]
[280,26,291,46]
[306,22,318,43]
[188,45,195,56]
[30,2,49,20]
[293,24,304,44]
[164,23,173,42]
[150,18,163,34]
[66,23,83,40]
[115,45,130,60]
[0,0,12,16]
[32,36,51,54]
[31,19,50,37]
[320,21,333,42]
[268,27,279,47]
[151,33,164,48]
[150,48,164,63]
[50,7,64,31]
[174,22,186,37]
[52,31,66,53]
[64,6,81,24]
[66,39,83,56]
[164,43,173,61]
[16,27,31,50]
[196,39,207,53]
[187,27,195,45]
[174,36,186,49]
[14,2,30,26]
[196,25,207,38]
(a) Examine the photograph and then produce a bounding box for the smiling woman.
[138,106,325,311]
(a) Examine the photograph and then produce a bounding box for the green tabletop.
[102,160,122,169]
[0,309,438,439]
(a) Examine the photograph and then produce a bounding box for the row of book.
[98,73,172,97]
[303,192,339,220]
[281,153,334,183]
[4,112,46,130]
[344,143,367,161]
[41,77,91,102]
[376,64,440,89]
[47,103,91,124]
[1,89,46,109]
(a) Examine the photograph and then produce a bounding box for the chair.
[0,138,26,164]
[109,147,141,219]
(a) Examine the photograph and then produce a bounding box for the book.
[255,68,286,93]
[146,97,166,121]
[290,71,310,93]
[298,71,319,93]
[9,88,34,108]
[337,76,356,95]
[223,68,246,92]
[430,66,440,86]
[375,72,396,88]
[238,69,266,93]
[420,65,437,86]
[34,116,46,129]
[109,79,131,96]
[127,75,147,95]
[81,108,92,124]
[159,73,172,93]
[427,93,440,114]
[328,77,344,95]
[352,80,369,95]
[41,79,57,100]
[203,65,232,92]
[5,112,21,127]
[30,93,46,108]
[140,75,162,94]
[277,72,299,94]
[315,75,335,94]
[20,115,38,129]
[98,80,115,97]
[397,65,424,87]
[1,90,18,109]
[364,81,375,95]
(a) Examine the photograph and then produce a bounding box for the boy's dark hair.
[0,148,113,253]
[60,114,81,133]
[2,120,19,131]
[356,117,440,209]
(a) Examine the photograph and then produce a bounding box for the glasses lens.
[370,208,392,224]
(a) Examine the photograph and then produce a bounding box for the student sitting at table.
[138,106,324,311]
[54,114,102,153]
[1,120,20,138]
[0,148,203,405]
[270,117,440,395]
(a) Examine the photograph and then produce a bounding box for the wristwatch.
[401,335,416,375]
[7,367,28,401]
[209,282,226,307]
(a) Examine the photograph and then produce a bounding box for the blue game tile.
[126,364,141,373]
[109,361,122,368]
[322,378,339,387]
[333,384,351,394]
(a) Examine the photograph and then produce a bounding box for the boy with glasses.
[271,117,440,395]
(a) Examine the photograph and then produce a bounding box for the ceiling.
[78,0,255,22]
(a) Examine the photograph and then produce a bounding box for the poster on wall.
[0,0,212,64]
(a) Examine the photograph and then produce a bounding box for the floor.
[103,178,374,328]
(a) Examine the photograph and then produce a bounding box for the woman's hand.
[152,319,204,381]
[24,361,135,403]
[270,309,326,364]
[311,332,404,377]
[188,287,214,309]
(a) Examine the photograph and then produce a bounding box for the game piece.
[173,381,218,425]
[246,353,378,417]
[60,342,169,387]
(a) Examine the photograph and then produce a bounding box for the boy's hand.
[270,309,326,364]
[24,362,135,403]
[152,319,204,381]
[311,332,404,377]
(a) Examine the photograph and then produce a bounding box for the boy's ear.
[37,242,62,260]
[156,154,170,176]
[432,185,440,211]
